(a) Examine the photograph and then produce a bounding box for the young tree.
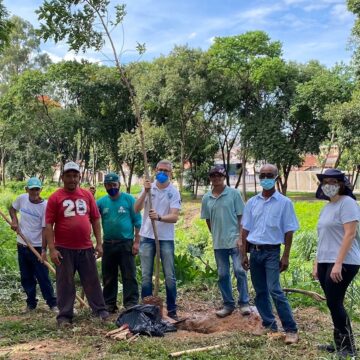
[37,0,160,296]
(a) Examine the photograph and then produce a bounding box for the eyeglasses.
[157,168,170,173]
[259,173,276,179]
[209,173,224,178]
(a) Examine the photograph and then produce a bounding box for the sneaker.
[317,343,336,353]
[285,332,299,345]
[49,306,59,314]
[215,307,234,318]
[106,305,118,314]
[57,318,72,328]
[22,305,36,314]
[167,311,179,321]
[239,304,251,316]
[97,310,110,321]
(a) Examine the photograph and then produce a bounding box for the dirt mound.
[176,306,263,335]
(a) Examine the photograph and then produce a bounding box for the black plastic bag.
[116,304,177,337]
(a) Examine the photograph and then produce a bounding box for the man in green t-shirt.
[201,166,250,318]
[97,173,142,313]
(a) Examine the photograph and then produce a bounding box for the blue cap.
[104,173,120,183]
[27,177,42,189]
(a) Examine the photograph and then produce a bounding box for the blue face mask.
[156,172,169,184]
[107,187,119,197]
[260,178,276,190]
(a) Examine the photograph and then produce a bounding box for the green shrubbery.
[0,185,359,320]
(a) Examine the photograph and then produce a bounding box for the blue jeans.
[139,237,177,313]
[250,246,297,332]
[214,248,249,309]
[17,244,57,309]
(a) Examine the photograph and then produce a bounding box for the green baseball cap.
[27,177,42,189]
[104,172,120,183]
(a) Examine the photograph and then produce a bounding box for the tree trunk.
[226,149,232,187]
[353,167,360,188]
[241,152,247,201]
[234,167,242,189]
[194,179,199,199]
[179,139,185,193]
[119,163,128,191]
[320,131,335,173]
[1,150,5,187]
[126,160,135,193]
[253,163,258,194]
[334,147,343,168]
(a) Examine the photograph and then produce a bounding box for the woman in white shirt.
[313,169,360,359]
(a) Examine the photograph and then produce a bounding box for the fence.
[229,171,360,193]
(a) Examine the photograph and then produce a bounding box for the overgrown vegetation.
[1,185,359,359]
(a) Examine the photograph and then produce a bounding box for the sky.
[3,0,356,68]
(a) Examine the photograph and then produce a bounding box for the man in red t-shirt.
[45,161,109,326]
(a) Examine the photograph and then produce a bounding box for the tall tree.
[207,31,285,196]
[0,16,51,90]
[0,0,12,53]
[248,61,353,194]
[131,46,209,191]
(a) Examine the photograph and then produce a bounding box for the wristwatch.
[158,215,162,222]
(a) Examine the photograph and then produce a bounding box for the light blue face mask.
[260,178,276,190]
[156,172,169,184]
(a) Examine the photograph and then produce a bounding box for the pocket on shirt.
[268,214,280,228]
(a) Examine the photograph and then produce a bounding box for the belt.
[249,243,281,251]
[103,239,133,244]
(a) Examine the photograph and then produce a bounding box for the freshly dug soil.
[143,295,164,317]
[176,306,264,334]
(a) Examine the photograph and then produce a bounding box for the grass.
[0,184,359,359]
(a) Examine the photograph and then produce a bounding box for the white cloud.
[283,0,308,5]
[44,50,100,64]
[331,4,354,22]
[303,4,328,12]
[236,4,282,23]
[188,32,197,39]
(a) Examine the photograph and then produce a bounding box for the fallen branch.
[169,344,227,358]
[283,288,326,301]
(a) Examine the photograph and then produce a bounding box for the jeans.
[317,262,359,333]
[214,247,249,309]
[17,244,57,309]
[139,237,177,313]
[250,246,297,332]
[102,240,139,309]
[55,247,107,322]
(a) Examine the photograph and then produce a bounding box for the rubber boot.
[336,327,357,359]
[317,329,338,353]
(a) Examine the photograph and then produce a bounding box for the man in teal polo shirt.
[97,173,142,313]
[201,166,250,318]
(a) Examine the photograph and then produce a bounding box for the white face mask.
[321,184,340,198]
